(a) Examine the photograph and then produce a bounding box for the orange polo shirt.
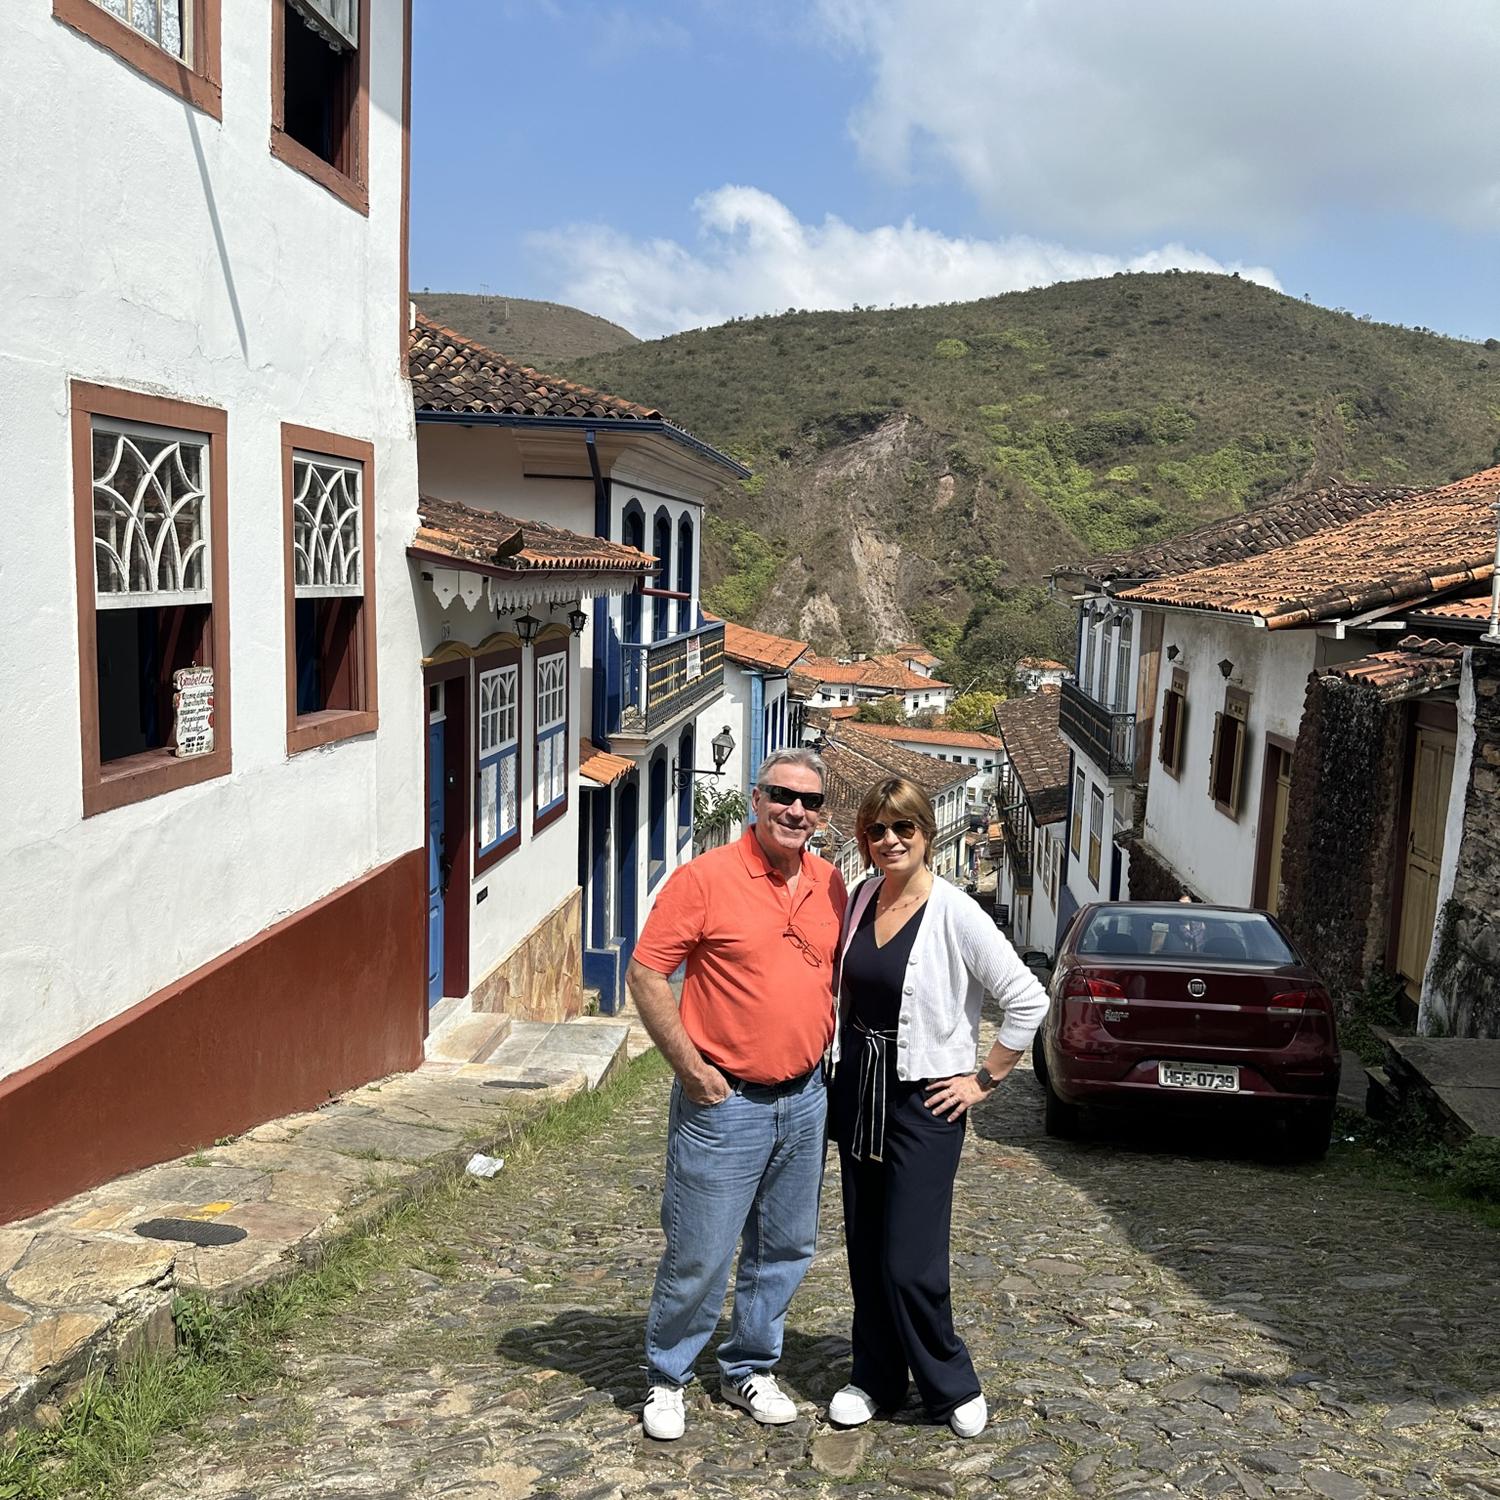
[633,829,847,1084]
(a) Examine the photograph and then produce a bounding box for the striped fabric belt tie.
[849,1018,899,1164]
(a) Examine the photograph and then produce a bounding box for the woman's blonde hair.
[856,776,937,868]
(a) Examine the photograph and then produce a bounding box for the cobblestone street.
[128,1052,1500,1500]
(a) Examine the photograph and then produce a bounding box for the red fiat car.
[1034,903,1341,1157]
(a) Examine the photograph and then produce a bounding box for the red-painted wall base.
[0,849,425,1225]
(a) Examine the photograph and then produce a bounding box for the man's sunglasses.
[760,783,826,812]
[864,819,919,842]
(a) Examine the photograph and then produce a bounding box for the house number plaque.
[172,666,215,758]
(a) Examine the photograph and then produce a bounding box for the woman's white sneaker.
[643,1383,686,1440]
[828,1384,877,1427]
[722,1373,797,1424]
[949,1393,987,1438]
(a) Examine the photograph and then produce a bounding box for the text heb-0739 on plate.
[172,666,215,757]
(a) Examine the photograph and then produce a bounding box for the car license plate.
[1158,1062,1240,1092]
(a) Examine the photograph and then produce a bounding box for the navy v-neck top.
[842,889,928,1032]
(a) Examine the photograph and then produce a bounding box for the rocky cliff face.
[709,413,1079,655]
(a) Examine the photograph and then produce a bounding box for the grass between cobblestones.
[1333,1105,1500,1229]
[0,1050,670,1500]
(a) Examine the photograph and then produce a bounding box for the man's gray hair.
[755,747,825,788]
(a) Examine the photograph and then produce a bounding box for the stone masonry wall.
[472,887,584,1023]
[1279,674,1407,999]
[1118,833,1192,902]
[1425,647,1500,1038]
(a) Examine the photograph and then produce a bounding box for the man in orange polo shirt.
[628,747,847,1441]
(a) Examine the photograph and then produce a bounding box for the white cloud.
[527,185,1280,338]
[818,0,1500,238]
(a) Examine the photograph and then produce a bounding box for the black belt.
[715,1064,818,1095]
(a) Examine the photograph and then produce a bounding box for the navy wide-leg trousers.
[833,1063,981,1419]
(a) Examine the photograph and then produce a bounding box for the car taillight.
[1269,987,1332,1014]
[1064,974,1124,1001]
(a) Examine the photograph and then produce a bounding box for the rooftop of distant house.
[801,653,953,692]
[842,722,1003,753]
[892,642,943,666]
[821,722,972,803]
[407,312,745,474]
[1057,481,1420,588]
[1114,465,1500,629]
[411,494,653,575]
[993,687,1069,823]
[1016,657,1068,672]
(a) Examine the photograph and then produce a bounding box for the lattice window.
[92,420,210,607]
[292,455,363,598]
[478,664,519,854]
[94,0,185,56]
[535,652,567,814]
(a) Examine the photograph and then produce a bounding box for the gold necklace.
[879,880,930,914]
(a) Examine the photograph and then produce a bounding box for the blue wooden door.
[614,779,639,971]
[426,719,445,1005]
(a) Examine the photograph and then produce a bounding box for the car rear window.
[1077,909,1296,964]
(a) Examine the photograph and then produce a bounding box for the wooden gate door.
[1396,727,1456,997]
[1263,748,1292,916]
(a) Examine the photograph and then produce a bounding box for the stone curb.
[0,1032,643,1439]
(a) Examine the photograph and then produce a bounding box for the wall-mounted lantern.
[514,613,541,647]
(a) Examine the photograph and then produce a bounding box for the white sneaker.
[722,1372,798,1424]
[949,1392,987,1438]
[643,1383,685,1440]
[828,1384,877,1427]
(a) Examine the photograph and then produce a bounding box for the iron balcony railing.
[1059,676,1137,779]
[620,620,725,736]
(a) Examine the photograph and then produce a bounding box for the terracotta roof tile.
[1017,657,1068,671]
[1062,482,1420,586]
[717,620,808,672]
[993,690,1070,824]
[414,494,653,575]
[579,738,634,786]
[1408,591,1494,627]
[1320,636,1465,699]
[1116,466,1500,628]
[839,722,1003,752]
[821,723,971,804]
[802,653,953,692]
[410,313,662,422]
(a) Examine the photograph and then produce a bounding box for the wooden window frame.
[73,381,231,817]
[1087,786,1104,887]
[533,636,570,836]
[1159,666,1188,778]
[281,424,377,754]
[54,0,222,117]
[1209,684,1251,820]
[1070,768,1084,856]
[474,644,522,873]
[270,0,372,215]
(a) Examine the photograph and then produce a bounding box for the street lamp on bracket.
[672,725,736,791]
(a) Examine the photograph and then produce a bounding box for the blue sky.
[410,1,1500,344]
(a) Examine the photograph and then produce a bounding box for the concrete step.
[573,995,655,1061]
[484,1018,633,1090]
[424,1007,512,1067]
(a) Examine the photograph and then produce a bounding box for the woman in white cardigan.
[827,776,1048,1438]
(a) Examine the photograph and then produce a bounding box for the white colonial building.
[1,0,420,1223]
[801,654,955,716]
[407,316,742,1017]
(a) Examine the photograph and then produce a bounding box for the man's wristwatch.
[975,1065,1001,1092]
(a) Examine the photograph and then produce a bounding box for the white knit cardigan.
[829,875,1049,1079]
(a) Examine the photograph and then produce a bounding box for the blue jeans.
[644,1068,827,1387]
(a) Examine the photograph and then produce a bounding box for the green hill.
[413,292,638,368]
[560,273,1500,680]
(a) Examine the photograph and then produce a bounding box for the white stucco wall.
[1419,654,1479,1033]
[1141,615,1322,905]
[1,1,419,1080]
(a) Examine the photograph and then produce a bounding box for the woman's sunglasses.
[864,819,919,841]
[760,783,826,811]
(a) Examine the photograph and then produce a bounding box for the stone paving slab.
[1385,1035,1500,1141]
[0,1015,641,1436]
[114,1041,1500,1500]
